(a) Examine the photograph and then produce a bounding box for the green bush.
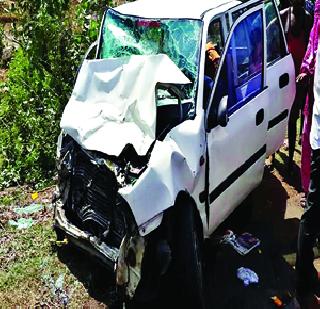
[0,25,4,66]
[0,0,106,188]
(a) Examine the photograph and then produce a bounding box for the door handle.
[256,108,264,126]
[279,73,289,89]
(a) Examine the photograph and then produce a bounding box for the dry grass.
[0,68,6,81]
[0,188,110,308]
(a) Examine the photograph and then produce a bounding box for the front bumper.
[54,199,146,299]
[54,200,119,269]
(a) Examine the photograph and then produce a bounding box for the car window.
[265,0,286,65]
[227,10,263,113]
[209,10,264,119]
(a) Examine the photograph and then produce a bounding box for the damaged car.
[53,0,295,307]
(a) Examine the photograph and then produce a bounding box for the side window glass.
[227,10,263,113]
[210,10,263,118]
[203,19,223,108]
[265,0,286,64]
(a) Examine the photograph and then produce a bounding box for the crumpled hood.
[60,54,190,156]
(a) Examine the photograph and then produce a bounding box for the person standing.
[295,0,319,208]
[295,4,320,304]
[280,0,313,171]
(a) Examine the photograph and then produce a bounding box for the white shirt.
[310,42,320,150]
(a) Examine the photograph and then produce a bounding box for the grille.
[68,148,119,240]
[59,138,137,248]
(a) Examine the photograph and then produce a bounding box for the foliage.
[0,0,107,188]
[0,25,4,66]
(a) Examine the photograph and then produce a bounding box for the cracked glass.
[100,9,202,115]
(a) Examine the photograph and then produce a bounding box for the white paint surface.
[61,54,190,156]
[116,0,237,19]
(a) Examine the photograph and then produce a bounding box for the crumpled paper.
[237,267,259,286]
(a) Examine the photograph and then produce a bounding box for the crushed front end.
[54,134,147,297]
[53,8,202,299]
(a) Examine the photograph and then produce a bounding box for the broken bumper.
[54,200,119,269]
[54,200,146,299]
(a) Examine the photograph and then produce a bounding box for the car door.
[204,6,269,234]
[263,0,295,155]
[228,0,295,156]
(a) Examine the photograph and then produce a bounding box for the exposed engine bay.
[56,135,152,249]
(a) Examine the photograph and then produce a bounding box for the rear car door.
[263,0,295,155]
[230,0,295,155]
[204,6,269,233]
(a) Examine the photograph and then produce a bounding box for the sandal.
[300,192,307,208]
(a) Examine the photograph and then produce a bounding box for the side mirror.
[217,95,229,127]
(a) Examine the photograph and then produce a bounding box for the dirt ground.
[0,69,6,81]
[126,140,320,309]
[202,140,320,309]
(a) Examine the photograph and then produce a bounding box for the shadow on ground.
[273,149,302,193]
[204,167,300,308]
[56,245,120,308]
[55,167,302,309]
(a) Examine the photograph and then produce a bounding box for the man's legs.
[288,97,299,169]
[288,81,308,170]
[296,149,320,299]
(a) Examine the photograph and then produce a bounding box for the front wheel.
[171,197,205,309]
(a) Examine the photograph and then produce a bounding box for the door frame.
[202,4,267,227]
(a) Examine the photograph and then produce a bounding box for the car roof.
[115,0,244,19]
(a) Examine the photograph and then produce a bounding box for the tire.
[171,197,205,309]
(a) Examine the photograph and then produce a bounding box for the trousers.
[296,148,320,293]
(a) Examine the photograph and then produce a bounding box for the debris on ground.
[0,184,55,228]
[42,272,69,306]
[8,218,34,229]
[270,291,299,308]
[13,203,43,215]
[271,295,283,307]
[236,267,259,286]
[220,230,260,255]
[31,192,39,200]
[6,204,44,229]
[51,238,68,248]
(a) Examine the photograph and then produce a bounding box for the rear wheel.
[171,197,205,309]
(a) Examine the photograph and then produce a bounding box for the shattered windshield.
[99,9,202,115]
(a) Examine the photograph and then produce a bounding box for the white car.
[54,0,295,306]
